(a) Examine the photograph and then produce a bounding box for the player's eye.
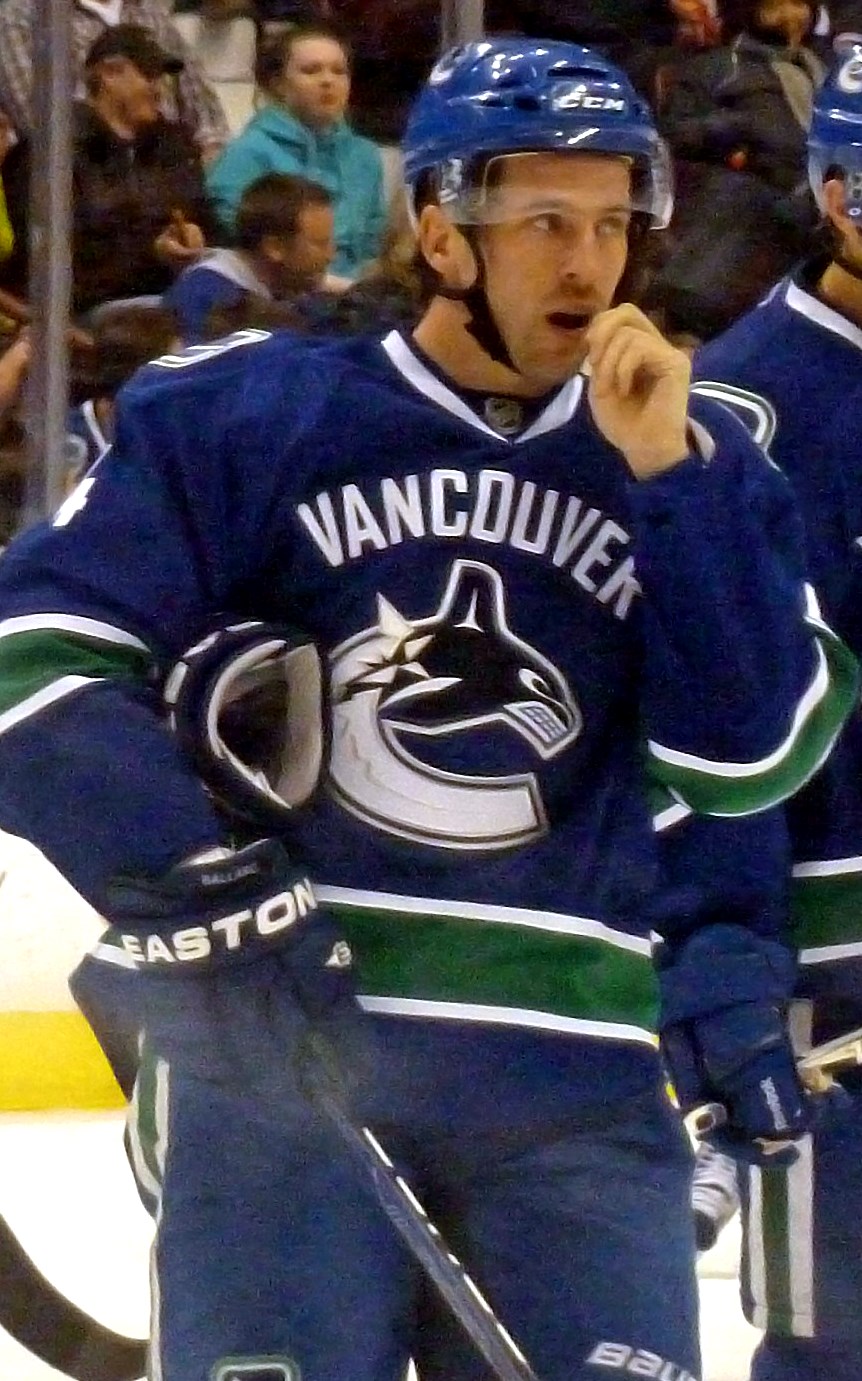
[529,212,569,235]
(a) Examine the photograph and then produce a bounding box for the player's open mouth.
[546,312,591,330]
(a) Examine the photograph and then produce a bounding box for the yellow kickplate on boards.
[0,1010,124,1111]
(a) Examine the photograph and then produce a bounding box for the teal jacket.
[206,103,386,280]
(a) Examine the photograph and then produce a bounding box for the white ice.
[0,1110,761,1380]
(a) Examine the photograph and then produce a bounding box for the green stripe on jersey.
[325,896,659,1036]
[791,868,862,954]
[0,630,151,716]
[647,628,859,817]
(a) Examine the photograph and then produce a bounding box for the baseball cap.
[84,24,184,77]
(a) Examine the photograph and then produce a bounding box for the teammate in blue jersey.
[0,39,855,1381]
[692,42,862,1381]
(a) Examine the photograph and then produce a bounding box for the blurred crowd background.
[0,0,856,536]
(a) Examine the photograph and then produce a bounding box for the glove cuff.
[105,839,330,975]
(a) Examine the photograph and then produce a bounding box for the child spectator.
[165,171,334,342]
[206,22,385,281]
[0,26,217,318]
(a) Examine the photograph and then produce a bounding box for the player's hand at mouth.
[585,303,691,478]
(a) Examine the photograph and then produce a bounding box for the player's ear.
[822,177,855,238]
[416,204,477,292]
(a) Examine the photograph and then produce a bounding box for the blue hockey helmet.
[402,39,673,229]
[808,42,862,219]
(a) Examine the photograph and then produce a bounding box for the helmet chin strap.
[436,225,518,373]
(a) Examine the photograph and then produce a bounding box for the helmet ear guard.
[163,621,326,832]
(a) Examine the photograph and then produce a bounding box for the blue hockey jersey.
[0,326,853,1086]
[695,263,862,1025]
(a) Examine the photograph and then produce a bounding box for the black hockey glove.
[657,925,812,1166]
[100,838,371,1110]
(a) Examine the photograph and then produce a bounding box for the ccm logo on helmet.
[552,83,627,112]
[121,879,318,965]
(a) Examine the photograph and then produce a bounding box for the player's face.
[277,37,350,130]
[476,153,632,391]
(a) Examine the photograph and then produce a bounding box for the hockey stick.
[0,1209,146,1379]
[299,1036,542,1381]
[797,1022,862,1075]
[0,1064,539,1381]
[688,1022,862,1138]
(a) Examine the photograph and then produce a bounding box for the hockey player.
[0,39,855,1381]
[691,42,862,1381]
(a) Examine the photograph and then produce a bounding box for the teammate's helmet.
[402,39,673,228]
[808,42,862,219]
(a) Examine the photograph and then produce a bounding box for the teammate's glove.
[101,838,370,1109]
[657,925,811,1166]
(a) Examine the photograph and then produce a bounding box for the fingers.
[586,304,687,399]
[589,326,659,400]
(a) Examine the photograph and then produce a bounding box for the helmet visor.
[435,148,673,229]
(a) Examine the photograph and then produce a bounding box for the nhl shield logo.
[483,396,524,435]
[328,559,581,850]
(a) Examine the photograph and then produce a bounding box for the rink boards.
[0,830,122,1110]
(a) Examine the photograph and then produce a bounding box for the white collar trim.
[785,277,862,353]
[380,330,583,443]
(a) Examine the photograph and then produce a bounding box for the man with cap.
[0,23,217,316]
[0,0,226,160]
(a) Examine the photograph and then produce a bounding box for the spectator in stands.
[668,0,722,48]
[165,171,334,342]
[0,0,229,162]
[328,1,682,142]
[661,0,826,194]
[646,0,826,338]
[207,22,385,281]
[199,296,304,338]
[66,303,181,477]
[0,0,227,161]
[0,114,15,269]
[293,183,421,334]
[0,25,217,318]
[0,328,30,424]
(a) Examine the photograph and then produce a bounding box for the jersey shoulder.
[120,327,364,433]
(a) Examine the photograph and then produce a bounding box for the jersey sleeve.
[652,804,791,948]
[628,397,858,816]
[0,331,319,914]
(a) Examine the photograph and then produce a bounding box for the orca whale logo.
[329,559,581,849]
